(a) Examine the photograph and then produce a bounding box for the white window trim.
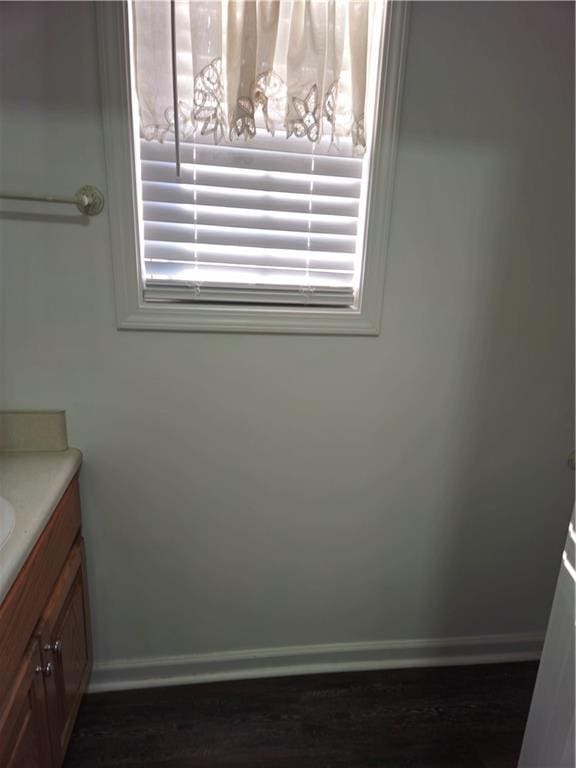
[96,1,410,335]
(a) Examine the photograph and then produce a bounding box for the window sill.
[116,300,381,335]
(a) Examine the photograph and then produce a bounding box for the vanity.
[0,412,91,768]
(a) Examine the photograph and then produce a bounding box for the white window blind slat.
[145,242,355,271]
[141,161,362,198]
[144,222,357,253]
[146,264,354,286]
[140,140,363,179]
[142,181,360,217]
[143,202,358,236]
[144,283,354,307]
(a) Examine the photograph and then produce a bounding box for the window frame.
[96,0,409,335]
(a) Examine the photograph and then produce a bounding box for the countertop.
[0,448,82,604]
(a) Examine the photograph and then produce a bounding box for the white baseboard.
[89,632,543,693]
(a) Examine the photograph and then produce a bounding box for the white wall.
[0,1,573,676]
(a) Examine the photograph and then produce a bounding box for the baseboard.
[88,632,543,693]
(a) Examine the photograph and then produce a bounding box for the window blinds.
[140,132,365,306]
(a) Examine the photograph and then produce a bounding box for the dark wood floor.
[64,662,537,768]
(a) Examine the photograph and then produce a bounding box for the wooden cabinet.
[40,541,92,767]
[0,640,52,768]
[0,475,91,768]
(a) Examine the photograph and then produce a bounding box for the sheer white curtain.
[132,0,372,155]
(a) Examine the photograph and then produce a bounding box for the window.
[98,1,409,334]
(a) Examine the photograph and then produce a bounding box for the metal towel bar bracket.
[0,184,105,216]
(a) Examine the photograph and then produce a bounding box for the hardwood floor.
[64,662,537,768]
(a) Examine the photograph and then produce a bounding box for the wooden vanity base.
[0,475,92,768]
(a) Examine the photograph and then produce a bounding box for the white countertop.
[0,449,82,604]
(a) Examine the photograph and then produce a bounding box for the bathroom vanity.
[0,412,90,768]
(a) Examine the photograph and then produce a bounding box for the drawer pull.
[35,662,53,677]
[44,640,62,655]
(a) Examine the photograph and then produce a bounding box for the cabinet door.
[0,638,53,768]
[40,539,92,767]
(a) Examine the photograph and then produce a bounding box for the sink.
[0,497,15,550]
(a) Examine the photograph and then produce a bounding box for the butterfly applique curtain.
[132,0,373,155]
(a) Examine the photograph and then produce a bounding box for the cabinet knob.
[43,640,62,655]
[35,662,53,677]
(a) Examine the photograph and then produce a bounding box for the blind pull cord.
[170,0,181,178]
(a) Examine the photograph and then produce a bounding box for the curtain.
[132,0,373,154]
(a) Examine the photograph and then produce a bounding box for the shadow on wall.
[0,212,90,226]
[390,0,575,640]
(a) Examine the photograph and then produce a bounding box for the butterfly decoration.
[289,85,321,143]
[254,71,287,135]
[193,59,226,144]
[231,98,256,140]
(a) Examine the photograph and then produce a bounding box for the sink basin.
[0,497,15,550]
